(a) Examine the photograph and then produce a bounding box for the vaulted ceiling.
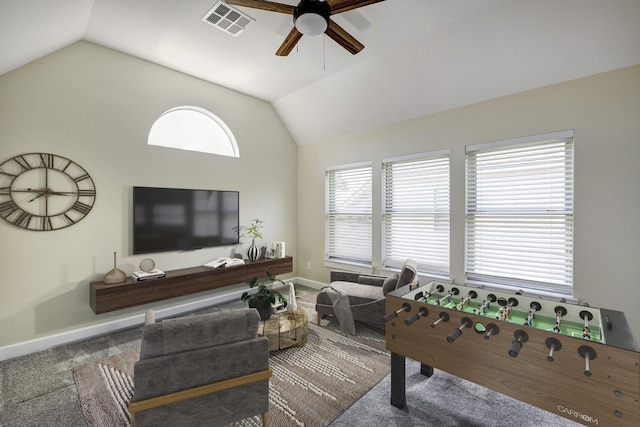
[1,0,639,145]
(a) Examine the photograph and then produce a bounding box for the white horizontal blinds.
[325,164,372,264]
[383,153,450,275]
[465,133,574,293]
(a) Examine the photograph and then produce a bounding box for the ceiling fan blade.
[325,20,364,55]
[225,0,295,14]
[329,0,386,15]
[276,27,303,56]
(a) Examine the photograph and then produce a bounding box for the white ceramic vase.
[287,282,298,313]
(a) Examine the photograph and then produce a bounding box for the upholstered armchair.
[315,259,418,330]
[128,308,271,427]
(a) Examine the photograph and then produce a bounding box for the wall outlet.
[306,261,311,270]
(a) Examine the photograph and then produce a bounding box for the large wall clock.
[0,153,96,231]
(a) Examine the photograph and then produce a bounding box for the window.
[383,151,450,276]
[325,163,372,265]
[148,106,239,157]
[465,130,574,294]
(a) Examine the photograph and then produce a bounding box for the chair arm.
[129,368,272,415]
[330,271,360,282]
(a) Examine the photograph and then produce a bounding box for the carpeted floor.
[72,306,389,427]
[0,285,581,427]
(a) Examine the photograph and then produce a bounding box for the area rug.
[73,311,389,427]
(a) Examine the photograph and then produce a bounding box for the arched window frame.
[148,106,240,158]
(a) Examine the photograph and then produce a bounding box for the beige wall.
[296,65,640,339]
[0,42,297,348]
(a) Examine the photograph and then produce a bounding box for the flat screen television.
[133,186,239,255]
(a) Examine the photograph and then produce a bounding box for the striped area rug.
[73,302,389,427]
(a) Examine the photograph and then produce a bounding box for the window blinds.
[383,152,450,276]
[465,131,574,293]
[325,163,372,264]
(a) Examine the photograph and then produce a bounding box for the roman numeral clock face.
[0,153,96,231]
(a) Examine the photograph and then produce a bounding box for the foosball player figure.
[524,311,534,327]
[553,310,563,333]
[583,326,591,340]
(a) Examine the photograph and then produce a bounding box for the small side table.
[258,307,308,351]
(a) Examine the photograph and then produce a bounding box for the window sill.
[323,259,373,275]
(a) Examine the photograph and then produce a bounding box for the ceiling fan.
[225,0,386,56]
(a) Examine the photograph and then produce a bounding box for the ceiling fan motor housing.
[294,0,331,36]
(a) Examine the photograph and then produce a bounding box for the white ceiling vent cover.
[202,1,255,37]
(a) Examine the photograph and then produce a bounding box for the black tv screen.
[133,186,239,255]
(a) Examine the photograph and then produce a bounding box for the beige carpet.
[73,300,389,427]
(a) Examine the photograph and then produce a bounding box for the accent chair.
[315,259,418,330]
[128,308,271,426]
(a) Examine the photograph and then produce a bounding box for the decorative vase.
[103,251,126,284]
[247,238,260,261]
[287,282,298,314]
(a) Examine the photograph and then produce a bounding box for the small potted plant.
[234,219,264,261]
[241,269,287,320]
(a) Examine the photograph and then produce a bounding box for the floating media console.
[90,256,293,314]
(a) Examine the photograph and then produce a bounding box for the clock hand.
[28,192,45,202]
[11,188,45,193]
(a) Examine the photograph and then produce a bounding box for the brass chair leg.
[261,411,269,427]
[316,312,321,326]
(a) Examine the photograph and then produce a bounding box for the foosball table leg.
[420,363,434,377]
[390,352,406,409]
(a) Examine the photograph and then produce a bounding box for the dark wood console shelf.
[90,256,293,314]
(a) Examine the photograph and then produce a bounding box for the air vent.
[202,1,255,37]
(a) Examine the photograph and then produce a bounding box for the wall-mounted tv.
[133,186,239,255]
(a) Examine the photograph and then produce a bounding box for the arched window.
[148,106,239,157]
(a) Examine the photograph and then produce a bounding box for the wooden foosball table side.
[385,293,640,427]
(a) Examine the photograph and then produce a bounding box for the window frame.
[464,130,575,295]
[324,162,373,269]
[382,150,450,278]
[148,106,239,157]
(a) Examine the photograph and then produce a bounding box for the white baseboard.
[0,288,246,362]
[0,277,329,362]
[293,277,326,290]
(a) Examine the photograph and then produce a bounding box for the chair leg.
[316,312,321,326]
[261,411,269,427]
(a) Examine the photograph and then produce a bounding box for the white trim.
[466,129,574,153]
[294,277,327,291]
[325,161,371,172]
[381,148,450,164]
[0,289,246,361]
[323,259,373,275]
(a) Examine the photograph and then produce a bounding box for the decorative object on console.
[0,152,96,231]
[266,241,286,258]
[241,269,288,320]
[235,218,264,261]
[131,269,165,281]
[103,251,126,284]
[139,258,155,272]
[247,238,261,261]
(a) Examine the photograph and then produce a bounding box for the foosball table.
[384,281,640,427]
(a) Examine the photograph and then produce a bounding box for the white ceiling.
[1,0,639,145]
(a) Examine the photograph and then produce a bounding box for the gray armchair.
[128,308,271,427]
[315,259,418,330]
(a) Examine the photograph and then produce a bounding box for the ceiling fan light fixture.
[294,0,331,36]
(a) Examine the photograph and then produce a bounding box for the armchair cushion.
[382,273,399,295]
[140,309,260,360]
[395,259,417,290]
[357,275,386,286]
